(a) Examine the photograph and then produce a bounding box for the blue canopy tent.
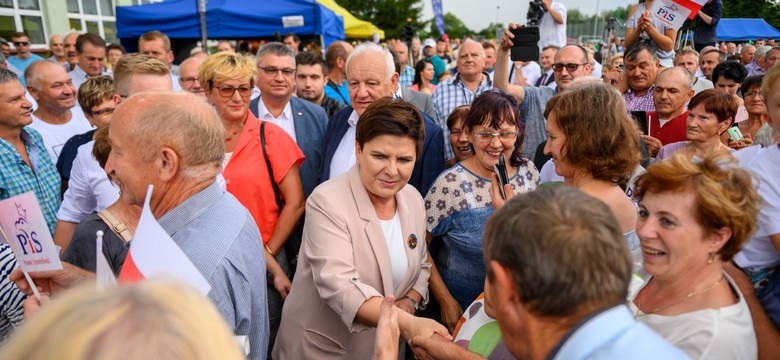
[716,19,780,41]
[116,0,344,50]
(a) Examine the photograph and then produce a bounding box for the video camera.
[401,19,416,44]
[527,0,545,27]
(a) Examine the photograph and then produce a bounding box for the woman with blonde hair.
[198,52,305,352]
[2,281,245,360]
[631,152,759,359]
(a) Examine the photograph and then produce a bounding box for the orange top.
[222,112,304,244]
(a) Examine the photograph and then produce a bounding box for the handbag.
[260,121,304,277]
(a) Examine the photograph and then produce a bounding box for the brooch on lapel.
[408,234,418,249]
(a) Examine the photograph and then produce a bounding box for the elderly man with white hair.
[320,42,444,195]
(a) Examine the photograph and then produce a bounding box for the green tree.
[420,12,474,40]
[334,0,424,39]
[723,0,780,29]
[477,22,505,39]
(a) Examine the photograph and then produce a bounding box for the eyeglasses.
[180,77,199,84]
[257,66,295,77]
[13,41,30,47]
[744,91,763,98]
[474,131,517,143]
[552,63,586,72]
[88,107,115,116]
[214,85,252,98]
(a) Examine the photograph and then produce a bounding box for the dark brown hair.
[92,126,111,169]
[356,98,425,156]
[463,89,525,167]
[687,89,739,124]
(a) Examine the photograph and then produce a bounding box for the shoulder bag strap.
[96,209,133,243]
[260,121,285,215]
[326,80,350,104]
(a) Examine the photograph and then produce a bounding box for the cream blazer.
[273,165,431,359]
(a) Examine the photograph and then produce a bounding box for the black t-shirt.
[61,213,129,275]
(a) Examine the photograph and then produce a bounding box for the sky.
[420,0,639,32]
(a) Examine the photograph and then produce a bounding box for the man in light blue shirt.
[7,32,43,86]
[411,187,688,359]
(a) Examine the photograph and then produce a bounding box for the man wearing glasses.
[249,42,328,198]
[495,24,592,162]
[8,32,44,86]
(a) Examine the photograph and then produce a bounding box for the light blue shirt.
[550,305,690,360]
[158,182,269,360]
[8,54,44,86]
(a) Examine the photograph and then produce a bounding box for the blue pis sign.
[14,202,43,255]
[656,3,681,23]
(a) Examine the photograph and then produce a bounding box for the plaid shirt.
[0,127,61,234]
[398,65,415,89]
[624,85,656,113]
[433,74,493,159]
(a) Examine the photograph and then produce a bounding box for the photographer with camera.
[536,0,567,49]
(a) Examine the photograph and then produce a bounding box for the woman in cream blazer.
[273,98,444,359]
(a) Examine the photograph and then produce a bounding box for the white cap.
[423,39,436,48]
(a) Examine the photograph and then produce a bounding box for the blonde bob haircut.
[633,152,760,262]
[2,281,244,360]
[78,75,114,112]
[198,52,256,91]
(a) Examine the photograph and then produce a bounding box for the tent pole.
[199,0,208,52]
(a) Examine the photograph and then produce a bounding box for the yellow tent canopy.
[317,0,385,39]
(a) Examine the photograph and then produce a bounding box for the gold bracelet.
[265,244,276,257]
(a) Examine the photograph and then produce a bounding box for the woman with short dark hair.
[275,98,446,359]
[657,89,738,160]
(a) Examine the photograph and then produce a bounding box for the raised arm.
[495,24,526,104]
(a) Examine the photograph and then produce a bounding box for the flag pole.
[0,224,41,301]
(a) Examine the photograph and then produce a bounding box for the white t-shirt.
[734,145,780,269]
[629,273,757,360]
[539,2,567,48]
[28,108,94,163]
[57,141,120,223]
[521,61,542,88]
[379,211,407,290]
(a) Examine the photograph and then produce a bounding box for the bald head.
[653,66,694,119]
[178,56,206,96]
[25,60,67,90]
[114,92,223,176]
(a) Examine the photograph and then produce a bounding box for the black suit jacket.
[320,105,445,196]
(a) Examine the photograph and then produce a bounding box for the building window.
[67,0,116,43]
[0,0,45,47]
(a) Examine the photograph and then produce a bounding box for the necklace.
[635,276,724,317]
[225,120,246,142]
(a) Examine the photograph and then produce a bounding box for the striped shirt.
[432,74,493,159]
[158,182,269,360]
[0,127,61,234]
[624,85,656,113]
[0,244,26,343]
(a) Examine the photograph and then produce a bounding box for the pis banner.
[0,192,63,272]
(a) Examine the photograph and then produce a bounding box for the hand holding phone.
[727,127,744,142]
[510,26,540,62]
[493,154,509,199]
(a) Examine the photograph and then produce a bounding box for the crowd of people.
[0,0,780,358]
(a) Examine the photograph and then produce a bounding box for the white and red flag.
[118,185,210,295]
[649,0,709,30]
